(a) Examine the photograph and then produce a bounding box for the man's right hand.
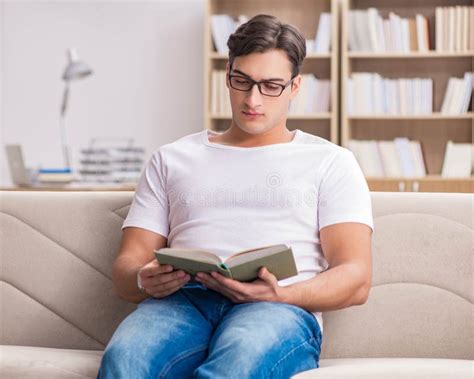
[137,260,191,299]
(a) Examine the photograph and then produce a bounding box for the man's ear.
[289,74,301,100]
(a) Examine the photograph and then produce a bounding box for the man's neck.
[210,124,295,147]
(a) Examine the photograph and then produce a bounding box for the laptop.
[5,144,33,186]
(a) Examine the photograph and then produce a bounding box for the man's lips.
[242,111,263,116]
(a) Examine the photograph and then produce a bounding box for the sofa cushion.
[292,358,474,378]
[0,345,102,379]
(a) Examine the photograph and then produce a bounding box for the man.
[98,14,373,379]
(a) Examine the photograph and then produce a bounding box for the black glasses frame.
[228,71,296,97]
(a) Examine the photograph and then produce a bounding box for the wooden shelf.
[340,0,473,192]
[349,51,474,59]
[349,113,474,120]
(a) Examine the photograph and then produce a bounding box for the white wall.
[0,0,205,186]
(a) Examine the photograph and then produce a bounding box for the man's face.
[226,49,301,135]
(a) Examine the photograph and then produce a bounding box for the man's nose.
[244,83,263,108]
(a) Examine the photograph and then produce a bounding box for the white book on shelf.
[394,137,416,177]
[211,70,218,114]
[305,75,316,114]
[425,79,434,114]
[382,79,391,114]
[348,11,359,51]
[369,140,385,177]
[376,12,386,52]
[387,79,398,114]
[378,140,402,177]
[435,7,443,52]
[443,7,449,52]
[383,19,393,52]
[413,79,421,114]
[301,74,311,114]
[314,77,323,113]
[367,8,381,52]
[462,6,469,51]
[314,13,331,53]
[389,12,403,52]
[448,7,455,52]
[455,6,462,52]
[372,73,383,114]
[440,78,456,114]
[358,10,372,51]
[406,79,414,115]
[354,73,373,114]
[415,14,428,51]
[410,141,427,177]
[218,70,225,115]
[318,80,331,113]
[401,18,410,53]
[441,141,472,177]
[449,79,465,114]
[398,79,407,115]
[312,76,322,113]
[297,74,310,114]
[460,72,473,113]
[470,7,474,51]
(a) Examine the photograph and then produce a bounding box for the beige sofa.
[0,191,472,379]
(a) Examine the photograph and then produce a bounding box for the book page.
[156,248,223,265]
[226,244,289,267]
[225,244,280,261]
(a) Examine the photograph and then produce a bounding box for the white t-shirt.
[123,129,374,332]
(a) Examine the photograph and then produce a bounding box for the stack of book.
[347,73,433,115]
[288,74,330,114]
[435,6,474,52]
[78,147,145,183]
[347,138,426,178]
[440,72,473,114]
[348,8,431,52]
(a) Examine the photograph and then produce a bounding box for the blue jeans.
[98,283,322,379]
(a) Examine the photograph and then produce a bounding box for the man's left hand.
[195,267,285,303]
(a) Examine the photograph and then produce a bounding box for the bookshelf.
[341,0,473,193]
[204,0,339,143]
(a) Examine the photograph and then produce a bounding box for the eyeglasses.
[228,72,295,97]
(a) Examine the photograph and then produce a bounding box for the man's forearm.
[112,255,149,304]
[279,263,370,313]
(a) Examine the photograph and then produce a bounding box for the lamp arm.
[60,82,71,168]
[60,82,69,117]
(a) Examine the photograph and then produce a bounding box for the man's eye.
[235,79,250,84]
[262,83,280,90]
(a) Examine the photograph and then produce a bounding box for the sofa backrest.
[0,191,472,359]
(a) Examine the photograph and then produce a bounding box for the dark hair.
[227,14,306,78]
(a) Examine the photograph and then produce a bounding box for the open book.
[154,244,297,282]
